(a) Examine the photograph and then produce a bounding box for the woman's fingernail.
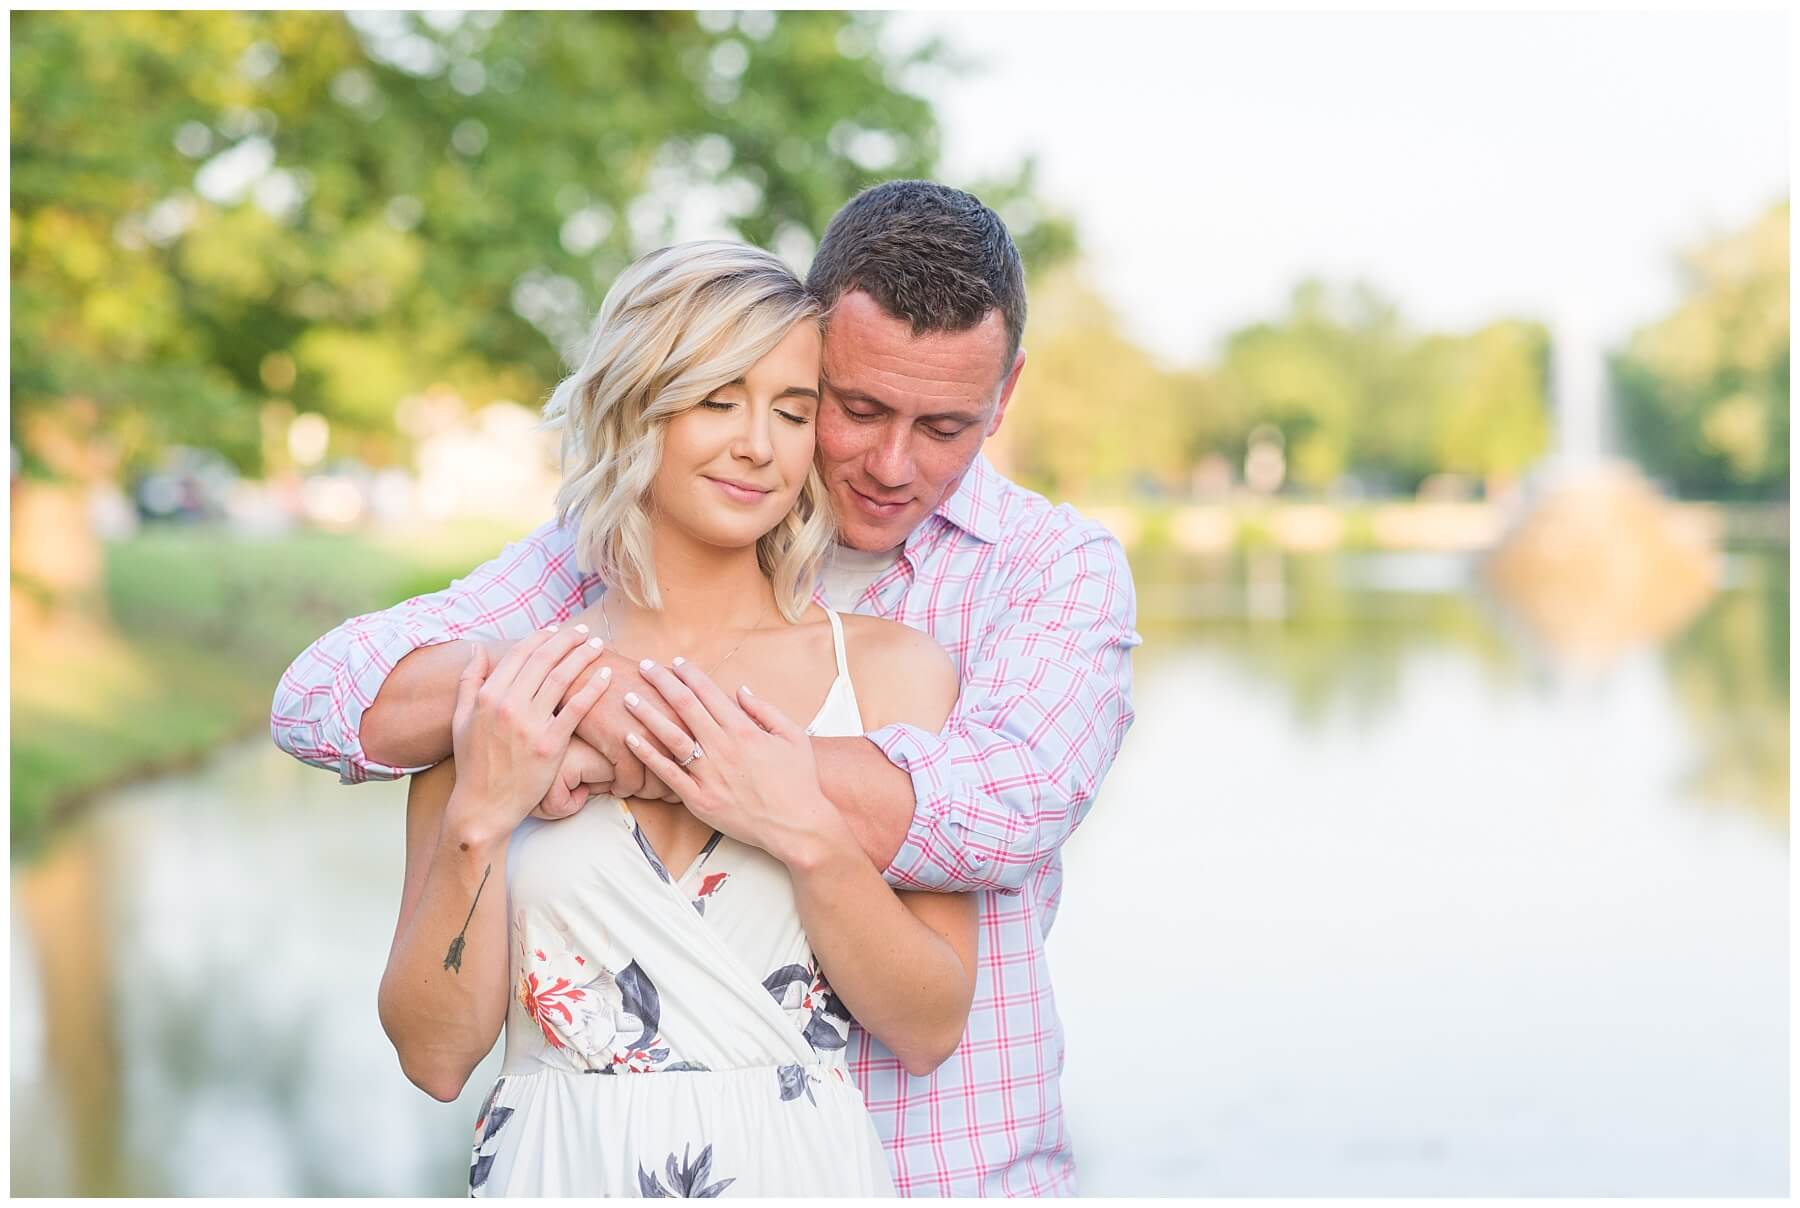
[740,684,754,696]
[575,623,589,634]
[600,666,612,680]
[624,692,640,707]
[672,656,686,667]
[588,637,604,649]
[547,624,559,632]
[626,733,641,748]
[639,658,654,671]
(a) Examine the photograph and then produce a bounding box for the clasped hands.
[456,609,835,861]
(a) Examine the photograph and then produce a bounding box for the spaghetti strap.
[803,608,864,738]
[824,606,850,679]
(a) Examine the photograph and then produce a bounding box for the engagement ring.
[678,743,704,768]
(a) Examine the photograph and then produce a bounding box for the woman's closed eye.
[702,397,809,426]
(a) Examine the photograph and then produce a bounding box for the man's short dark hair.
[806,179,1027,377]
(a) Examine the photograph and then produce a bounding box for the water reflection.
[1663,551,1789,831]
[11,752,498,1197]
[1136,547,1530,729]
[9,550,1788,1195]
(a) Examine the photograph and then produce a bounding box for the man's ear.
[986,348,1027,438]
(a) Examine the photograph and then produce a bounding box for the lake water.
[10,549,1788,1196]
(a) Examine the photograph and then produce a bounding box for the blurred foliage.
[1216,281,1550,495]
[1006,270,1551,500]
[1613,200,1789,500]
[10,521,530,851]
[10,10,1071,481]
[1005,269,1214,498]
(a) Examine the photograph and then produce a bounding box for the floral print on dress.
[515,913,701,1075]
[469,1079,515,1192]
[691,871,729,916]
[637,1142,736,1197]
[774,1061,821,1105]
[762,961,853,1054]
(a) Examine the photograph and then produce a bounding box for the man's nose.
[866,424,915,488]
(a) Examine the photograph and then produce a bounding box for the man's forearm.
[359,639,489,770]
[812,735,916,874]
[365,631,680,801]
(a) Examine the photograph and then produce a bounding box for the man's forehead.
[821,292,1009,400]
[823,289,1007,347]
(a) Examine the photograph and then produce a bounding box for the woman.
[376,241,975,1196]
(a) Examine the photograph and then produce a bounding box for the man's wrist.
[812,734,916,872]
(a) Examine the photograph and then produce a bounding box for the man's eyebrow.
[821,374,888,410]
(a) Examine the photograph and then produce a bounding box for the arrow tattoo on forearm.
[442,863,492,974]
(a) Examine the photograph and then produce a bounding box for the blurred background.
[8,9,1787,1197]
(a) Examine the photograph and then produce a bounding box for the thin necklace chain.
[597,592,769,678]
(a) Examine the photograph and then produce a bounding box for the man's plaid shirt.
[272,455,1141,1195]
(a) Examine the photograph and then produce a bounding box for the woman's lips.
[846,483,908,518]
[705,476,772,504]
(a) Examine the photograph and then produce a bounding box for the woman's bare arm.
[375,628,612,1101]
[376,760,514,1101]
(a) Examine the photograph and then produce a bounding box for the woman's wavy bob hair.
[542,240,831,622]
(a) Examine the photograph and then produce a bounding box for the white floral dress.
[468,608,895,1197]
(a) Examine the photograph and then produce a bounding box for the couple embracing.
[273,180,1140,1197]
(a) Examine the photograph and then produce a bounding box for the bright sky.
[889,11,1788,367]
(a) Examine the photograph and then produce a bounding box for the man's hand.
[557,606,689,802]
[532,735,615,820]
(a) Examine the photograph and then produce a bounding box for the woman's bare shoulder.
[838,612,958,732]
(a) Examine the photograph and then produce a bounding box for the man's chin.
[836,512,910,555]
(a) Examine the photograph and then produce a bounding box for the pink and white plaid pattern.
[271,455,1141,1196]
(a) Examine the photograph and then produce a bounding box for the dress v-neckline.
[615,800,720,888]
[614,611,851,888]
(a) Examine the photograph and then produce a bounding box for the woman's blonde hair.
[542,240,832,622]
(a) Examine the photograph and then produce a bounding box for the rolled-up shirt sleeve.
[269,520,593,784]
[869,527,1141,894]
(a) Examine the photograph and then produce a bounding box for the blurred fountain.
[1482,315,1719,667]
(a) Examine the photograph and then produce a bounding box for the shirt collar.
[918,452,1004,546]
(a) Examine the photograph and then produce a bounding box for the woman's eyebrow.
[725,376,817,402]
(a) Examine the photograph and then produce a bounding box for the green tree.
[1002,268,1198,499]
[1612,199,1789,499]
[1215,279,1549,494]
[1415,319,1550,489]
[11,11,1071,480]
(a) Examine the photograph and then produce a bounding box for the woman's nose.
[732,407,775,464]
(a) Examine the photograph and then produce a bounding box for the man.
[273,179,1140,1195]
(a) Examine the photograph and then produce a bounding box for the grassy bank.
[11,521,530,854]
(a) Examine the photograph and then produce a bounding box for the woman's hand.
[446,625,613,841]
[621,659,850,868]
